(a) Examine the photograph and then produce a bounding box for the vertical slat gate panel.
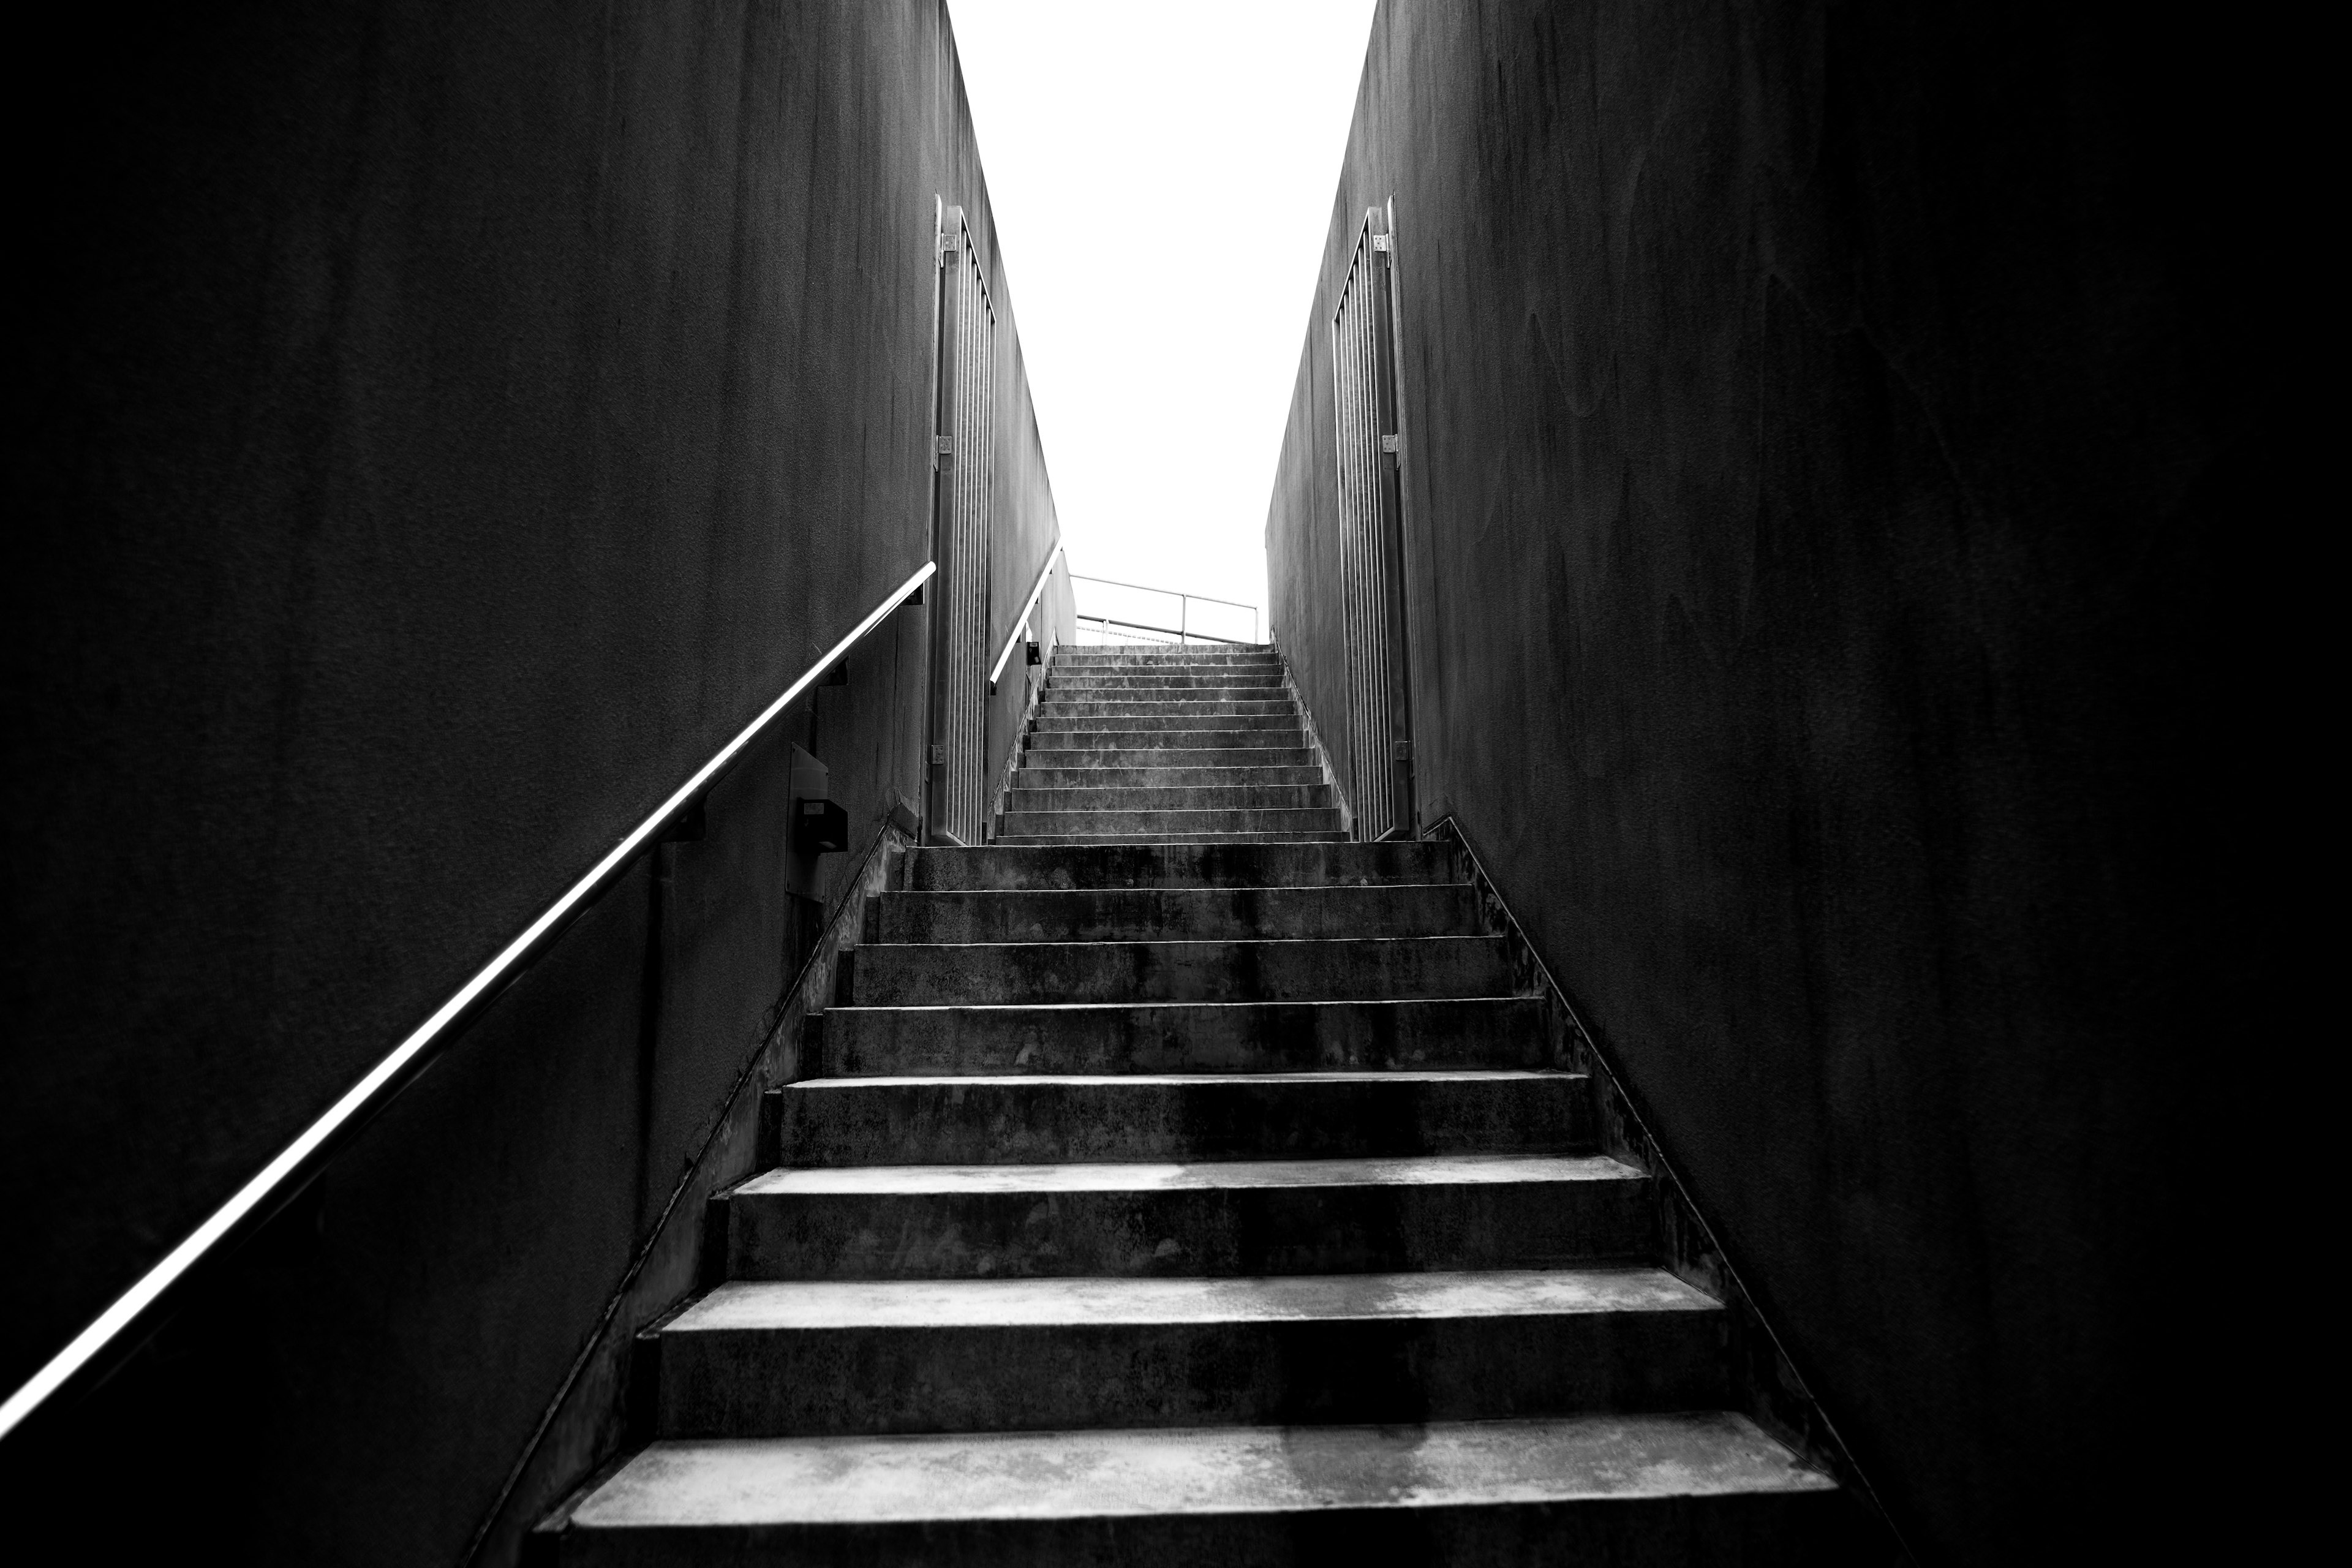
[1331,209,1411,840]
[927,208,998,845]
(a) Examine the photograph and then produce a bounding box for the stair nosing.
[666,1264,1719,1333]
[734,1152,1642,1196]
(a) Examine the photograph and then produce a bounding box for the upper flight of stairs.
[997,646,1346,843]
[537,646,1868,1564]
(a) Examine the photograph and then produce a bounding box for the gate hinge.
[1393,739,1413,761]
[929,744,946,767]
[934,435,954,470]
[1381,434,1401,454]
[1372,233,1393,252]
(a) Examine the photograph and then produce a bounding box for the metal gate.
[927,203,997,845]
[1332,204,1415,840]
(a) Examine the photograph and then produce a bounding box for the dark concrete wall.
[1,1,1056,1559]
[1267,2,2266,1560]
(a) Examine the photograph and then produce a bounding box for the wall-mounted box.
[786,745,845,897]
[794,797,848,854]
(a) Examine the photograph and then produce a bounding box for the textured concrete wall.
[0,1,1055,1558]
[1266,2,2264,1560]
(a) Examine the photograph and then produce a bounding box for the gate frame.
[1330,202,1419,841]
[923,202,995,846]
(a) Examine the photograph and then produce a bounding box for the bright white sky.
[947,0,1378,644]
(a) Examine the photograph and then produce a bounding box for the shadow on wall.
[1,1,1066,1562]
[1264,1,2269,1560]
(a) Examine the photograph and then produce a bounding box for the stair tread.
[858,935,1499,951]
[826,997,1527,1014]
[795,1068,1571,1086]
[887,891,1466,907]
[565,1411,1831,1530]
[668,1265,1715,1332]
[737,1152,1640,1196]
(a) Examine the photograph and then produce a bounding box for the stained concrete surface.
[669,1266,1715,1330]
[570,1413,1836,1526]
[544,677,1880,1561]
[845,934,1513,1004]
[725,1153,1653,1280]
[780,1069,1592,1164]
[654,1267,1726,1436]
[1264,1,2270,1558]
[821,995,1553,1073]
[736,1152,1637,1194]
[1,2,1063,1562]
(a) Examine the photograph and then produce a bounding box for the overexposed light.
[948,0,1378,640]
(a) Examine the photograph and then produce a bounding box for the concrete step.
[1039,702,1292,720]
[1055,649,1277,664]
[905,840,1459,890]
[1022,737,1312,761]
[780,1071,1591,1165]
[995,830,1353,845]
[1033,711,1306,734]
[999,807,1344,839]
[843,936,1512,1006]
[1039,699,1300,719]
[1049,676,1288,693]
[650,1267,1724,1437]
[1022,748,1317,772]
[725,1153,1653,1280]
[1028,731,1310,756]
[1007,783,1333,812]
[1012,764,1326,788]
[1049,665,1283,680]
[549,1412,1858,1567]
[873,884,1480,943]
[819,997,1549,1076]
[1050,666,1287,681]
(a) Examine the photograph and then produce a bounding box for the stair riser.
[1033,712,1303,730]
[1008,785,1334,812]
[1000,808,1343,837]
[821,998,1550,1075]
[1050,671,1287,684]
[1012,766,1326,788]
[1035,719,1308,738]
[553,1490,1864,1568]
[782,1075,1591,1165]
[995,831,1353,845]
[1050,667,1283,680]
[1055,653,1277,665]
[656,1308,1724,1438]
[1026,740,1311,761]
[1023,752,1319,774]
[847,937,1511,1006]
[727,1176,1656,1281]
[1039,701,1299,719]
[906,840,1458,891]
[875,885,1479,943]
[1047,680,1288,696]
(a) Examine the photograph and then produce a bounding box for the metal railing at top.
[1069,574,1259,647]
[0,558,938,1447]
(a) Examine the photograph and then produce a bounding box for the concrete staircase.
[998,646,1347,844]
[538,646,1863,1563]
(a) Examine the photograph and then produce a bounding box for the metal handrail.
[1068,573,1259,644]
[1074,612,1251,646]
[987,542,1062,693]
[0,558,938,1446]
